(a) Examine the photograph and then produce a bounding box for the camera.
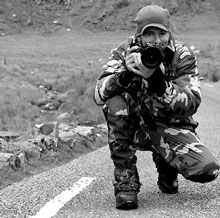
[130,41,165,69]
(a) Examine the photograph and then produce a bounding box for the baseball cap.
[134,5,171,35]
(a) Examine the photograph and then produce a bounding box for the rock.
[43,100,61,110]
[0,152,13,169]
[16,141,42,159]
[0,151,26,170]
[73,126,95,137]
[7,153,22,169]
[58,124,96,142]
[56,112,69,121]
[35,122,56,135]
[0,138,8,150]
[29,135,58,153]
[0,122,107,170]
[31,97,48,107]
[212,70,220,82]
[32,85,65,112]
[78,120,96,126]
[35,122,96,142]
[0,131,20,142]
[96,123,107,133]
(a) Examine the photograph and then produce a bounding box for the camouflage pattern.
[94,36,219,193]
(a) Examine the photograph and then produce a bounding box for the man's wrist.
[116,69,134,87]
[147,67,166,97]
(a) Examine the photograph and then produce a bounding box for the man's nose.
[154,34,161,43]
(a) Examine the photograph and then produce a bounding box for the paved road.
[0,81,220,218]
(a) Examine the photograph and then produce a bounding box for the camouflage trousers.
[103,94,219,194]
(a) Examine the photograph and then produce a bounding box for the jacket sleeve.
[159,43,201,119]
[93,39,133,105]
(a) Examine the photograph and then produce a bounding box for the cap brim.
[141,24,168,35]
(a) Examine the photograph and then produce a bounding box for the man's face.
[140,27,170,47]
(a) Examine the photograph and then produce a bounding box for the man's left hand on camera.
[125,47,155,79]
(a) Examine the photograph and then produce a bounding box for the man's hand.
[125,46,155,79]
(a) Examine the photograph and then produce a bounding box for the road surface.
[0,81,220,218]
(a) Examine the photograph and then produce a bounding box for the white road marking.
[29,177,95,218]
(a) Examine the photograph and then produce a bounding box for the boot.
[157,174,178,194]
[116,190,138,209]
[153,152,178,194]
[114,167,141,209]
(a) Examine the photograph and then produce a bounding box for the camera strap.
[167,52,177,81]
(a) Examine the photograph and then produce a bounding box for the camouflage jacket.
[94,36,201,128]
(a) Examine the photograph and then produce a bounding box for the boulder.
[0,151,26,170]
[0,152,13,169]
[0,131,20,142]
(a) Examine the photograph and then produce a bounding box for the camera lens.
[141,47,163,68]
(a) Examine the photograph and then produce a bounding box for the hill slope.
[0,0,219,35]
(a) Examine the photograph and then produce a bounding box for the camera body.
[130,41,165,69]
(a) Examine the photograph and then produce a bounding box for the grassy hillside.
[1,0,220,34]
[0,0,219,133]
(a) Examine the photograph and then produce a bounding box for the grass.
[0,25,219,189]
[0,27,220,133]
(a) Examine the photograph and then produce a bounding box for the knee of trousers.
[186,160,219,183]
[104,95,127,115]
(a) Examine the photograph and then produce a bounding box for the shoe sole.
[158,181,178,194]
[159,189,178,194]
[158,185,178,194]
[116,200,138,210]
